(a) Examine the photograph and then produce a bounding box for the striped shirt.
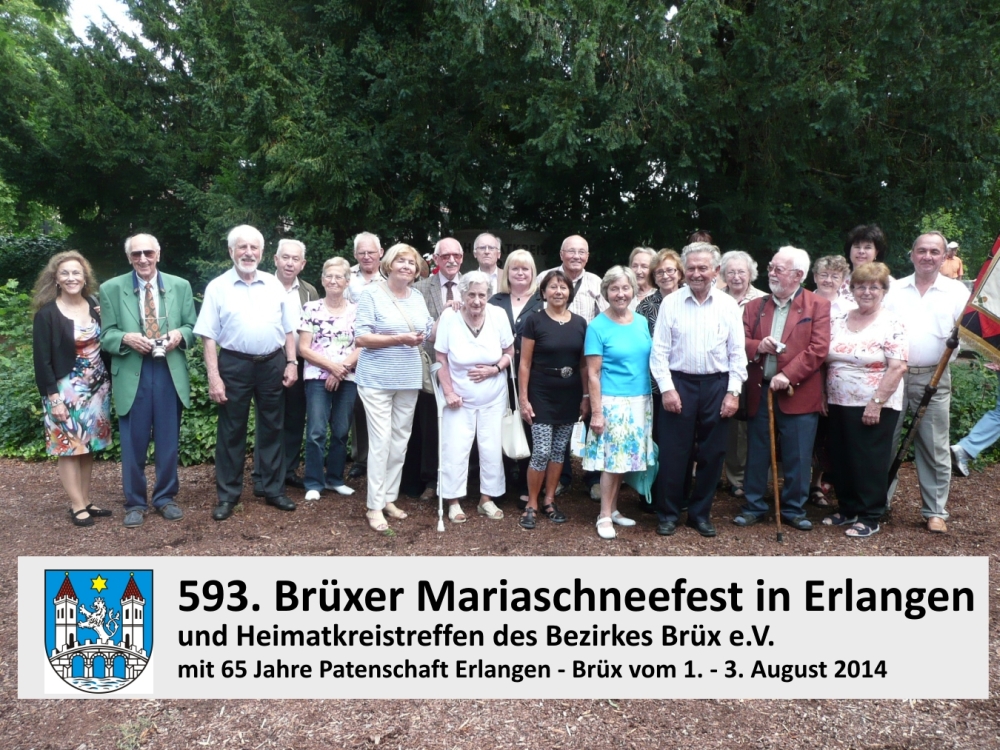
[540,265,608,322]
[354,283,433,390]
[650,286,747,394]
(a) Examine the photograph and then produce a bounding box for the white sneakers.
[950,444,970,477]
[304,490,321,501]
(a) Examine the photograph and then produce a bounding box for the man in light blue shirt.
[194,225,300,521]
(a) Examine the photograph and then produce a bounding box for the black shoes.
[212,502,236,521]
[347,464,366,479]
[656,520,677,536]
[284,475,306,489]
[688,520,717,537]
[266,495,297,511]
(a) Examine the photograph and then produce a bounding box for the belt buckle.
[559,366,573,379]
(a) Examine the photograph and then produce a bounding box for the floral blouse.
[298,300,357,382]
[825,310,907,409]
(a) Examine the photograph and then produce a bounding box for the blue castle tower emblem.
[45,570,154,693]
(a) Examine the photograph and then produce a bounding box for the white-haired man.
[650,242,747,537]
[194,225,300,520]
[473,232,502,295]
[734,246,830,531]
[251,239,318,495]
[100,233,197,527]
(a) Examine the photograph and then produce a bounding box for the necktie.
[445,281,455,302]
[144,283,161,338]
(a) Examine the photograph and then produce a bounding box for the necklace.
[464,315,484,337]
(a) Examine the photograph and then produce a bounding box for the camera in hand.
[151,337,168,358]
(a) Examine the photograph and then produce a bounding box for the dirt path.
[3,457,998,749]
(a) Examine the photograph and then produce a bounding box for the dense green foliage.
[0,0,997,276]
[0,234,66,289]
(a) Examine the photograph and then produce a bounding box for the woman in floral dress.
[32,251,113,526]
[582,266,655,540]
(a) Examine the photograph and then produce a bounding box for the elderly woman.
[582,266,655,539]
[823,262,907,538]
[718,250,765,498]
[807,254,853,506]
[435,271,515,522]
[299,257,360,502]
[628,247,659,307]
[32,251,113,526]
[489,249,545,505]
[354,243,434,531]
[517,269,589,529]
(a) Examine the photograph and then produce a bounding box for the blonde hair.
[380,243,422,278]
[32,251,99,313]
[653,248,684,284]
[322,256,351,276]
[498,249,538,294]
[850,261,892,290]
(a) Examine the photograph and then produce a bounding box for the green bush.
[0,235,66,290]
[949,357,1000,468]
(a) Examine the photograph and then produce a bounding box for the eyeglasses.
[474,245,499,253]
[129,249,157,260]
[852,285,885,294]
[815,272,843,281]
[767,264,793,275]
[323,273,347,282]
[654,267,679,278]
[356,250,379,257]
[436,252,462,261]
[724,269,748,278]
[563,249,588,257]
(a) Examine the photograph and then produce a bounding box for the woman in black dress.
[489,250,545,505]
[517,270,590,529]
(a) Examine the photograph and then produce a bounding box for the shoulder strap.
[378,281,417,332]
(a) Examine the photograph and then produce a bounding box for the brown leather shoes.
[927,517,948,533]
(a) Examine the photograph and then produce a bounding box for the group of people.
[31,222,975,540]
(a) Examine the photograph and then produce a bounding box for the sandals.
[448,503,467,524]
[384,503,408,520]
[845,521,880,539]
[477,501,504,520]
[821,512,858,527]
[519,507,536,530]
[366,510,388,532]
[807,485,832,508]
[70,508,95,527]
[85,503,113,518]
[541,502,567,524]
[596,515,616,540]
[730,485,746,499]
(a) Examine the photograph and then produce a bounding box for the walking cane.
[430,363,446,532]
[767,388,784,544]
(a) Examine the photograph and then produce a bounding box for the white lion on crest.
[78,597,120,643]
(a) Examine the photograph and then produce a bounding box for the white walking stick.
[430,363,446,532]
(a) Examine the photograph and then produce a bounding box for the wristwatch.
[287,359,299,366]
[871,396,884,405]
[727,390,741,398]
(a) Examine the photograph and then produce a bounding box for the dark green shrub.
[0,235,66,290]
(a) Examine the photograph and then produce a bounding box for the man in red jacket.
[734,246,831,530]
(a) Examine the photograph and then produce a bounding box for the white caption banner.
[19,555,988,699]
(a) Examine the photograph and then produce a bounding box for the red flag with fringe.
[958,234,1000,363]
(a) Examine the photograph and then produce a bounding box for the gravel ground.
[2,457,998,749]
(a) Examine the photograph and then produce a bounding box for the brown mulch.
[2,456,999,749]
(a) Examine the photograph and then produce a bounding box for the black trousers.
[827,404,897,525]
[253,360,305,484]
[216,350,286,504]
[655,371,729,525]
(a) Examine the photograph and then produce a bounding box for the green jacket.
[99,271,198,415]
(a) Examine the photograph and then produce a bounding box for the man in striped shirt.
[650,242,748,538]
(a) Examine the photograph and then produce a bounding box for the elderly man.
[733,246,830,531]
[409,237,465,499]
[194,225,300,521]
[346,232,384,478]
[650,242,747,537]
[100,234,197,527]
[251,239,318,495]
[884,232,969,533]
[473,232,503,295]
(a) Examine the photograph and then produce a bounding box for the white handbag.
[501,366,531,460]
[570,421,588,458]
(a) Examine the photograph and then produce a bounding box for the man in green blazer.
[100,234,198,527]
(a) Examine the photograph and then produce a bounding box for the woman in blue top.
[582,266,655,540]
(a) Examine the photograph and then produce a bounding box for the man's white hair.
[227,224,264,250]
[353,232,382,253]
[124,233,160,255]
[276,238,305,257]
[681,241,722,268]
[775,246,811,276]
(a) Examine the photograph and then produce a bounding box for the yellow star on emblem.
[91,575,108,593]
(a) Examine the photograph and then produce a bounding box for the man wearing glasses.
[100,234,197,527]
[733,247,830,532]
[251,239,318,495]
[473,233,503,295]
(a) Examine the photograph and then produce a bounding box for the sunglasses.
[129,249,157,260]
